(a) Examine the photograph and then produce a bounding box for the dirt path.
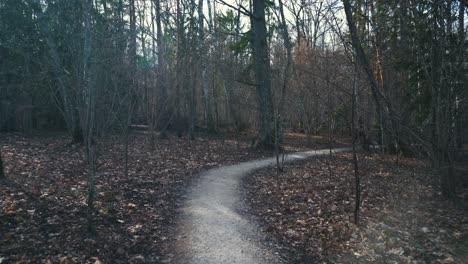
[172,148,350,263]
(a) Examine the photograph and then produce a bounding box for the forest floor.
[0,131,344,264]
[5,132,464,264]
[171,148,349,264]
[243,152,468,264]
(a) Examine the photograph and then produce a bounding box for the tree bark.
[456,0,466,149]
[431,0,457,199]
[188,0,197,139]
[252,0,274,147]
[125,0,136,165]
[174,0,184,136]
[275,0,292,170]
[129,0,137,68]
[352,61,361,225]
[0,149,4,180]
[198,0,214,132]
[81,0,97,233]
[156,0,169,139]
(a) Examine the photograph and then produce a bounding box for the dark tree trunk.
[0,150,4,180]
[82,0,97,233]
[175,0,185,137]
[156,0,169,139]
[72,117,84,144]
[198,0,214,133]
[129,0,137,68]
[188,0,197,140]
[456,0,466,150]
[275,0,292,170]
[431,1,457,199]
[252,0,274,147]
[352,62,361,225]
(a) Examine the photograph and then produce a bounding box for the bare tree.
[342,0,385,152]
[342,0,466,198]
[25,0,83,143]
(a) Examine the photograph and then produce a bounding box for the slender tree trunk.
[125,0,137,166]
[82,0,97,233]
[369,0,387,152]
[0,150,4,180]
[124,93,132,175]
[210,0,219,131]
[187,0,197,140]
[352,61,361,225]
[207,0,214,31]
[326,50,334,182]
[198,0,214,132]
[147,0,156,148]
[435,1,457,199]
[252,0,274,147]
[102,0,108,17]
[151,0,156,62]
[278,0,292,118]
[275,0,292,170]
[198,0,207,121]
[129,0,137,67]
[175,0,183,136]
[86,142,96,232]
[189,69,197,140]
[456,0,466,150]
[155,0,169,139]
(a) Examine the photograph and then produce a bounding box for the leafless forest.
[1,0,467,263]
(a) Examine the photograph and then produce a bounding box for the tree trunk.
[431,1,457,199]
[129,0,137,68]
[188,0,197,140]
[156,0,169,139]
[72,117,84,144]
[252,0,274,147]
[275,0,292,170]
[81,0,97,233]
[456,0,466,150]
[352,61,361,225]
[125,0,136,170]
[0,149,4,180]
[369,0,388,152]
[198,0,214,132]
[124,96,132,175]
[175,0,182,136]
[86,143,96,232]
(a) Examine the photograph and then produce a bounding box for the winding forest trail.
[172,148,350,263]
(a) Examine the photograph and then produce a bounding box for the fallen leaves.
[0,132,275,263]
[244,153,468,263]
